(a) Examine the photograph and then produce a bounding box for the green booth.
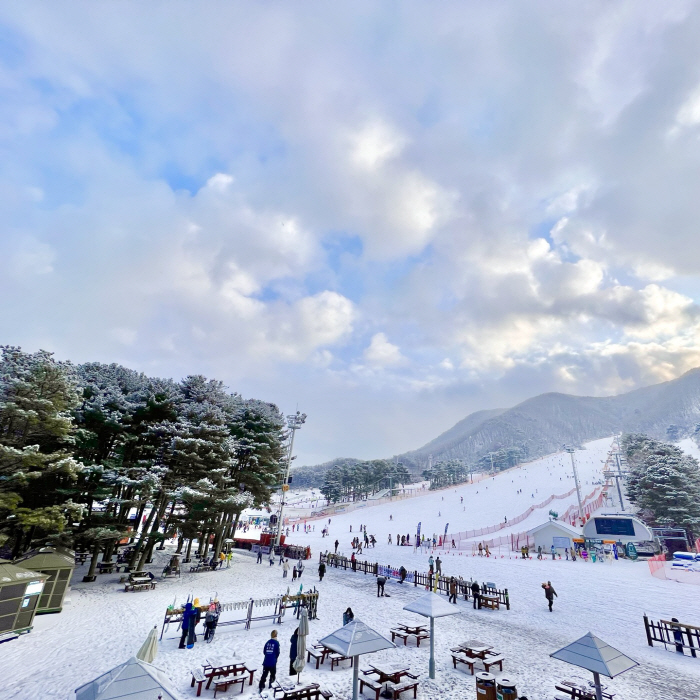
[0,560,46,643]
[14,547,75,614]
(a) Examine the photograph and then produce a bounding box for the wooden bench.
[307,647,325,668]
[97,562,115,574]
[414,633,429,647]
[191,668,209,697]
[213,675,246,697]
[329,653,353,670]
[124,581,156,592]
[271,681,332,700]
[479,597,500,610]
[482,654,504,672]
[359,677,382,700]
[391,680,419,699]
[391,630,409,644]
[450,650,476,675]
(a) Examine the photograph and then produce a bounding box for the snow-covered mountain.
[297,367,700,481]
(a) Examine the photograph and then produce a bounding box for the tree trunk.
[136,496,169,571]
[83,542,101,582]
[176,535,184,554]
[184,537,194,563]
[129,494,162,568]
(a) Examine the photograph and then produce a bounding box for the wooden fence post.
[414,571,417,586]
[643,614,653,647]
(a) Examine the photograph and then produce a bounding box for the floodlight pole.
[429,617,435,679]
[275,411,306,548]
[566,447,584,521]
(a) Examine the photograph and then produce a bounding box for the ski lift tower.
[603,445,628,511]
[565,446,585,521]
[274,411,306,548]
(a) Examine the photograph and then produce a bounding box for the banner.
[417,522,421,539]
[444,523,449,536]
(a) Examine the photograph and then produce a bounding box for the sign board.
[594,517,635,537]
[552,537,570,549]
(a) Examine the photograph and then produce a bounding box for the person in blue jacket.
[258,630,280,691]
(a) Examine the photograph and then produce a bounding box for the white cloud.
[364,332,406,368]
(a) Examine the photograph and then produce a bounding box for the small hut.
[0,561,46,642]
[14,546,75,614]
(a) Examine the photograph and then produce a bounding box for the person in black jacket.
[289,628,299,675]
[376,574,386,597]
[542,581,557,611]
[471,580,481,609]
[318,561,326,581]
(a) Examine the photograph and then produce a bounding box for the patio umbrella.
[293,606,309,684]
[402,592,459,679]
[136,626,159,664]
[550,632,638,700]
[318,619,395,700]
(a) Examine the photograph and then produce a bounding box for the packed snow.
[3,438,699,700]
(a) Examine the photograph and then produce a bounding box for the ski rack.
[159,589,320,640]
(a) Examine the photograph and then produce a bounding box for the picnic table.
[196,658,256,695]
[307,643,353,670]
[361,664,419,700]
[271,680,332,700]
[75,551,89,564]
[124,571,156,592]
[478,594,500,610]
[451,641,504,674]
[555,680,615,700]
[390,623,430,647]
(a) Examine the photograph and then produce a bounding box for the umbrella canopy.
[403,593,459,680]
[319,619,395,657]
[75,656,179,700]
[136,626,159,664]
[293,607,309,679]
[550,633,638,700]
[319,620,395,700]
[550,633,638,678]
[403,592,459,619]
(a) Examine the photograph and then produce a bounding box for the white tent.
[75,656,179,700]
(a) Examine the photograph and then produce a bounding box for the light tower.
[274,411,306,547]
[565,446,584,521]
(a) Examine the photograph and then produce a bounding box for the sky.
[2,2,700,465]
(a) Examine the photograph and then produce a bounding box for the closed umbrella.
[293,606,309,684]
[136,625,159,664]
[402,592,459,679]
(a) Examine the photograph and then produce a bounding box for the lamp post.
[275,411,306,547]
[565,446,584,521]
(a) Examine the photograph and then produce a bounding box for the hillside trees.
[622,433,700,538]
[321,460,411,503]
[0,347,287,563]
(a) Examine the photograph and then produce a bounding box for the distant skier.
[542,581,557,611]
[318,561,326,582]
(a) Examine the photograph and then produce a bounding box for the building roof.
[0,562,45,586]
[527,520,580,537]
[550,632,638,678]
[15,546,75,570]
[75,657,179,700]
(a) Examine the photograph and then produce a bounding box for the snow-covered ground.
[3,437,699,700]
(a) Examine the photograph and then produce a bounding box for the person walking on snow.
[283,559,290,578]
[289,628,299,675]
[449,577,457,604]
[551,545,556,560]
[471,580,481,609]
[377,574,386,597]
[258,630,280,691]
[269,551,275,566]
[296,559,304,578]
[334,539,339,553]
[428,555,434,574]
[257,548,263,564]
[542,581,557,611]
[226,551,232,567]
[435,556,442,575]
[318,561,326,582]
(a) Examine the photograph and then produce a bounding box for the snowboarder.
[449,577,457,604]
[283,559,290,578]
[542,581,557,611]
[334,539,339,553]
[451,539,456,549]
[377,574,386,597]
[258,630,280,691]
[318,561,326,582]
[471,580,481,609]
[343,607,354,625]
[289,628,299,675]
